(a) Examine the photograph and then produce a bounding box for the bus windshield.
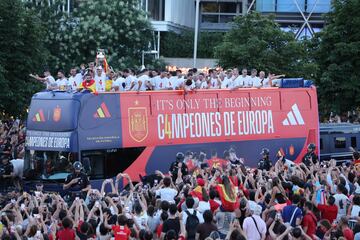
[26,150,75,180]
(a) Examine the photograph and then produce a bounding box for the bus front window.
[26,150,75,179]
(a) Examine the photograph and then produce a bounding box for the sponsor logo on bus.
[94,102,111,119]
[282,104,305,126]
[53,106,62,122]
[32,109,45,122]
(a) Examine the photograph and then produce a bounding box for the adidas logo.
[282,104,305,126]
[93,102,111,118]
[32,109,45,122]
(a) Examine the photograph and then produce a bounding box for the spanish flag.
[277,148,285,157]
[190,186,203,201]
[103,58,109,73]
[216,184,239,212]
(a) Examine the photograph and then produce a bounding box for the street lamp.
[193,0,200,68]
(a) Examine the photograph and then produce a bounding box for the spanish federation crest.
[128,107,148,142]
[53,106,62,122]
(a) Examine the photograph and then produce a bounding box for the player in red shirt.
[56,217,76,240]
[104,214,131,240]
[207,150,228,170]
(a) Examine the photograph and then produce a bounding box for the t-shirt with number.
[112,225,131,240]
[334,193,349,220]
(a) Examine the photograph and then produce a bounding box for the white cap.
[249,201,262,216]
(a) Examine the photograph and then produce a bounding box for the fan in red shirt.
[56,217,76,240]
[338,216,354,240]
[302,202,317,239]
[190,178,206,200]
[313,195,338,224]
[215,176,239,212]
[105,214,131,240]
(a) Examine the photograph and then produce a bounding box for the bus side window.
[320,138,323,150]
[351,136,357,149]
[334,137,346,149]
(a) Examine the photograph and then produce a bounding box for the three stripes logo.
[282,104,305,126]
[93,102,111,119]
[32,109,45,122]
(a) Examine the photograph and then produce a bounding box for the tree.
[214,12,316,78]
[27,0,154,71]
[161,30,224,58]
[312,0,360,115]
[0,0,47,117]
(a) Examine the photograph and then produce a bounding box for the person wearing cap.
[169,152,188,182]
[63,161,90,196]
[242,201,266,240]
[257,148,272,171]
[302,143,319,167]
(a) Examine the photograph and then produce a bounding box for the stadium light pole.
[193,0,200,68]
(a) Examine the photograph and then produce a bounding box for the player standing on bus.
[302,143,319,167]
[63,161,90,199]
[257,148,272,171]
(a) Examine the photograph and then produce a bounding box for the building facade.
[145,0,332,38]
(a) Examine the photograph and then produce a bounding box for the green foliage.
[214,12,316,78]
[312,0,360,114]
[160,30,224,58]
[0,0,47,117]
[27,0,153,71]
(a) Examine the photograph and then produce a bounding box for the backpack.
[185,210,199,240]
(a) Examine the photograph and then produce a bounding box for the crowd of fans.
[0,120,25,191]
[1,140,360,240]
[30,62,286,93]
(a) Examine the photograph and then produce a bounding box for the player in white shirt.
[94,66,106,92]
[55,70,69,91]
[209,69,221,89]
[249,69,262,88]
[112,75,126,92]
[134,69,150,91]
[153,71,167,90]
[195,73,205,89]
[122,69,134,91]
[233,68,250,89]
[68,68,83,91]
[164,73,175,90]
[200,77,210,89]
[29,70,57,90]
[173,70,185,90]
[259,71,270,87]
